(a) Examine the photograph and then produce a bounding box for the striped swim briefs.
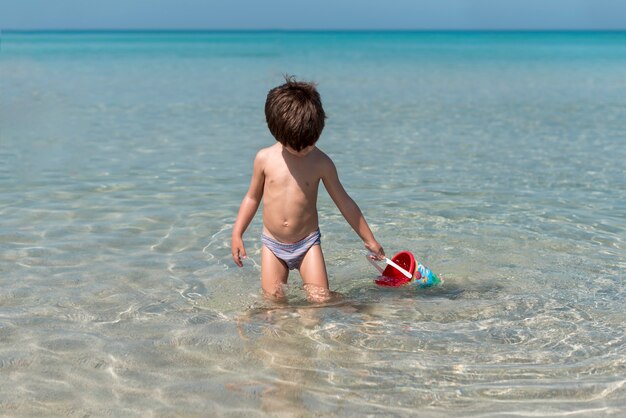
[261,229,321,270]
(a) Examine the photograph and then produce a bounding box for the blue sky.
[2,0,626,30]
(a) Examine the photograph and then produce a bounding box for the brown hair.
[265,76,326,151]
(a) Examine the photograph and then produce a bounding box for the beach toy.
[367,251,442,288]
[413,262,442,288]
[369,251,414,287]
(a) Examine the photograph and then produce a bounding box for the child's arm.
[231,151,265,267]
[321,157,385,259]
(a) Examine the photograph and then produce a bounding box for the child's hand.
[231,236,247,267]
[365,241,385,260]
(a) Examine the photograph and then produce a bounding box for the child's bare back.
[231,77,384,302]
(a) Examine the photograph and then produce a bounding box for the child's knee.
[262,282,287,301]
[303,284,334,303]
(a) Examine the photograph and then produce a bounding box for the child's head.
[265,76,326,151]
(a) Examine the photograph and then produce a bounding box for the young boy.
[231,77,384,301]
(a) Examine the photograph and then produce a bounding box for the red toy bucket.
[370,251,416,287]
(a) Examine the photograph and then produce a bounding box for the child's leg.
[298,245,331,302]
[261,245,289,300]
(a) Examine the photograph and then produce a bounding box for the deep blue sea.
[1,31,625,416]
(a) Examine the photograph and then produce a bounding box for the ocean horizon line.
[3,28,626,34]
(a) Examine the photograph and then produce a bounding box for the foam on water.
[1,31,625,416]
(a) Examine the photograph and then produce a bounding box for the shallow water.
[1,31,625,416]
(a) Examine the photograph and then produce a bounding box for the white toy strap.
[367,255,385,274]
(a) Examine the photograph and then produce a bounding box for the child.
[231,76,384,302]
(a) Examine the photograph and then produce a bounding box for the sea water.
[1,31,625,416]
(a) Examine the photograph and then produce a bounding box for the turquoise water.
[1,31,625,416]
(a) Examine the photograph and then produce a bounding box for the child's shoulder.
[254,143,280,160]
[312,146,334,165]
